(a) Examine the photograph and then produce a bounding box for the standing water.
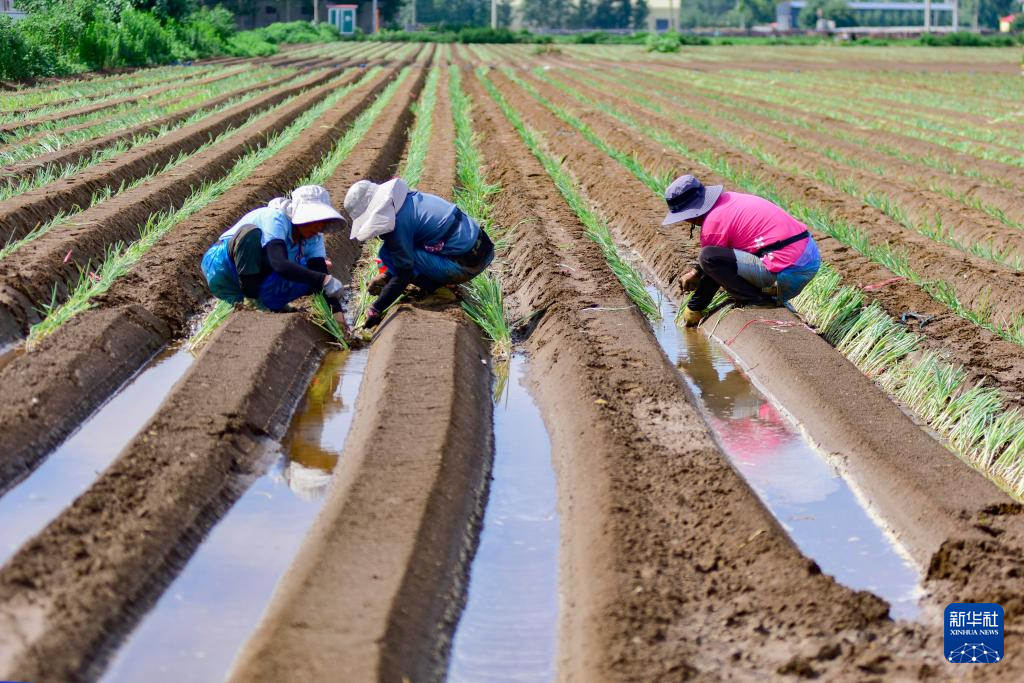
[98,349,368,683]
[0,345,194,565]
[648,287,922,620]
[447,354,559,682]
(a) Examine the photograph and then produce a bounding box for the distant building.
[646,0,679,32]
[999,14,1016,32]
[1,0,27,21]
[222,0,380,32]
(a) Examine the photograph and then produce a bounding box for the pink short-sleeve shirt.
[699,192,809,273]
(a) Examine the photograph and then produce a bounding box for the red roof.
[1001,14,1016,21]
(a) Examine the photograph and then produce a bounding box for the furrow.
[0,69,368,346]
[0,67,342,245]
[464,63,935,681]
[0,59,418,494]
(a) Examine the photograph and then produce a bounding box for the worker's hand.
[681,268,702,292]
[323,275,344,299]
[332,311,351,336]
[362,307,382,330]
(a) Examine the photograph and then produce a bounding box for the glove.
[681,268,702,292]
[682,307,703,327]
[362,307,382,329]
[323,275,344,299]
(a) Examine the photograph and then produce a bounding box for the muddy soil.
[461,66,953,681]
[0,68,236,139]
[539,70,1024,329]
[0,68,341,246]
[483,70,1020,554]
[0,311,324,683]
[4,67,222,118]
[610,68,1024,225]
[0,69,376,346]
[0,60,421,494]
[416,66,457,199]
[485,63,1024,679]
[510,69,1024,414]
[0,68,298,187]
[229,307,492,683]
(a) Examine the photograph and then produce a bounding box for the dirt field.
[1,41,1023,681]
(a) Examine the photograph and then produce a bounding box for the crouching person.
[201,185,348,312]
[345,177,494,329]
[662,175,821,326]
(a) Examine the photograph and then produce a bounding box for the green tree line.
[0,0,342,81]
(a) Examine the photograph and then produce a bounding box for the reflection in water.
[100,349,368,683]
[280,350,350,500]
[0,345,194,566]
[649,287,921,620]
[448,354,559,683]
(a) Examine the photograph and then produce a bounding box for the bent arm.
[266,240,328,290]
[370,229,415,315]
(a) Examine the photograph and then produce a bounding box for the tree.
[571,0,594,28]
[632,0,648,28]
[799,0,856,27]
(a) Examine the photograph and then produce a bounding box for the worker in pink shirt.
[661,175,821,326]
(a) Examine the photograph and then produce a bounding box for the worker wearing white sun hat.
[202,184,348,312]
[345,177,494,328]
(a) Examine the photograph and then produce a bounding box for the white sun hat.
[345,178,409,242]
[288,184,344,225]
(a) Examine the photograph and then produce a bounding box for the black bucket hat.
[662,175,723,226]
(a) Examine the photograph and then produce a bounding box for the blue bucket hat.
[662,175,723,226]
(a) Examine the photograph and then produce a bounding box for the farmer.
[201,185,347,313]
[344,177,494,329]
[662,175,820,327]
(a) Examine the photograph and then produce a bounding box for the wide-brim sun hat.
[662,174,723,226]
[290,184,345,226]
[345,178,410,242]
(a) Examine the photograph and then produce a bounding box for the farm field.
[0,40,1023,681]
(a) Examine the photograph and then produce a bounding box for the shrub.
[678,32,711,45]
[228,30,277,57]
[457,27,522,43]
[258,20,325,45]
[645,32,680,52]
[919,31,1016,47]
[316,21,341,41]
[0,15,55,79]
[572,31,613,44]
[116,6,188,66]
[175,6,236,58]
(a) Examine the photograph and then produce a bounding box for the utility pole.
[372,0,379,32]
[314,0,319,24]
[492,0,497,28]
[924,0,931,32]
[952,0,958,29]
[668,0,675,31]
[411,0,416,29]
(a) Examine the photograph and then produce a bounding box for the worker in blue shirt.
[344,177,494,328]
[201,185,347,312]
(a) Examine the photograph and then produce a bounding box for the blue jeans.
[378,241,494,292]
[734,248,820,304]
[201,241,316,311]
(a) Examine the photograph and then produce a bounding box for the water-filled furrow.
[98,349,368,683]
[0,344,194,566]
[447,354,559,682]
[647,285,922,620]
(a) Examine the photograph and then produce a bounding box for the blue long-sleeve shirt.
[373,191,479,312]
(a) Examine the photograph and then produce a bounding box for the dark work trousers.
[687,246,773,311]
